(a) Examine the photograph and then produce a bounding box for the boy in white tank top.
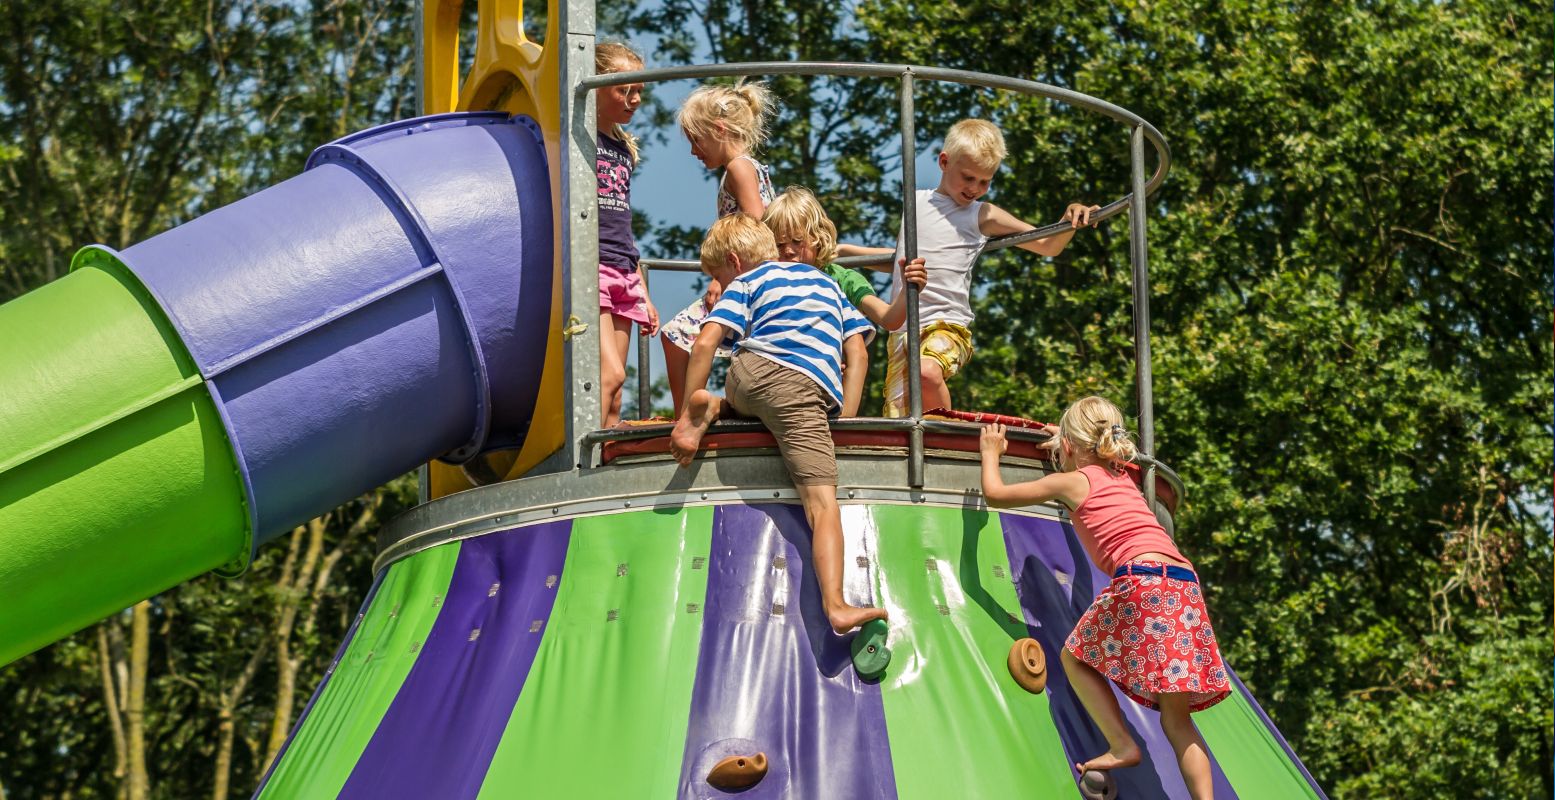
[884,119,1101,417]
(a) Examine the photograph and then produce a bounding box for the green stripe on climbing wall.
[868,505,1075,799]
[257,542,460,798]
[476,507,715,797]
[1197,685,1323,799]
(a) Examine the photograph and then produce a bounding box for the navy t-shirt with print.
[597,132,639,272]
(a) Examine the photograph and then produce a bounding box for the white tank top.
[891,189,987,331]
[717,155,776,218]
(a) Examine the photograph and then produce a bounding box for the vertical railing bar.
[1128,124,1157,511]
[900,71,923,490]
[562,0,601,470]
[636,265,651,419]
[413,0,429,502]
[413,0,425,115]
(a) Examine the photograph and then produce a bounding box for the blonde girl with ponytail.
[658,81,780,413]
[593,42,658,427]
[980,396,1230,800]
[677,81,778,218]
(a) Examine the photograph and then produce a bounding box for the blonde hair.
[943,118,1007,172]
[700,213,778,274]
[595,42,643,166]
[678,81,776,155]
[1057,396,1138,468]
[761,186,838,266]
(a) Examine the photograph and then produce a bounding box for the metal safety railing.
[574,61,1170,504]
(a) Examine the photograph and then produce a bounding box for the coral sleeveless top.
[1070,464,1189,574]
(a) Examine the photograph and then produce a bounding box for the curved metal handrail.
[574,59,1170,506]
[580,60,1170,235]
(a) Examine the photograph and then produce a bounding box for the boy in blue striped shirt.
[671,214,889,634]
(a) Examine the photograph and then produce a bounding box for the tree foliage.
[857,1,1553,796]
[0,2,1549,798]
[0,3,417,798]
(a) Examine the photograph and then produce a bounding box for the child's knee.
[1156,694,1193,727]
[918,357,946,385]
[801,484,839,512]
[600,360,626,393]
[1060,646,1089,674]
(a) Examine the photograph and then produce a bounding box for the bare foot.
[1076,743,1141,774]
[670,390,721,467]
[826,603,889,635]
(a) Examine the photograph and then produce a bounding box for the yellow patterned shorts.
[883,321,974,417]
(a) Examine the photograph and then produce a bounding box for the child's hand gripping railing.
[578,61,1170,501]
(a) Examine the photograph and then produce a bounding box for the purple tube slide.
[96,112,553,550]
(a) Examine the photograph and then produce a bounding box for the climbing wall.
[256,503,1326,799]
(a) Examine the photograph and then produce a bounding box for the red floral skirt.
[1064,561,1231,712]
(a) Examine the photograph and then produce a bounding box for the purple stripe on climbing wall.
[678,504,897,799]
[997,513,1237,800]
[338,521,571,799]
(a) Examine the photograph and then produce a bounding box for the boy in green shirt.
[763,186,926,415]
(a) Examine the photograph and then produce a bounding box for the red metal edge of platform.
[598,416,1179,514]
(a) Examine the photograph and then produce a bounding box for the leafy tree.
[0,3,417,798]
[858,0,1553,796]
[2,2,1548,798]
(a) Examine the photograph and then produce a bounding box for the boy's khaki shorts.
[883,321,974,417]
[725,352,837,486]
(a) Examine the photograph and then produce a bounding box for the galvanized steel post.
[636,266,651,418]
[564,0,600,468]
[1128,124,1156,509]
[900,70,924,490]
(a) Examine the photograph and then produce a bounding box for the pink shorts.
[598,264,649,325]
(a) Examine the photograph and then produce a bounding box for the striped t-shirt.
[704,261,874,410]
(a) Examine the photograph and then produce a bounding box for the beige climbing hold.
[707,752,769,791]
[1008,637,1048,693]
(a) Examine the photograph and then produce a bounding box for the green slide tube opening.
[0,249,250,665]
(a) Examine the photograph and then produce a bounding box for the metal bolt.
[583,381,593,391]
[581,209,589,219]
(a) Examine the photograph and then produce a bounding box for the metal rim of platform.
[378,433,1181,575]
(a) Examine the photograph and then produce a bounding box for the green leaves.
[851,1,1551,795]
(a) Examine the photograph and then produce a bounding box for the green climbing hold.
[850,619,892,680]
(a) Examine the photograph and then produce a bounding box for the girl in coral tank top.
[980,396,1228,800]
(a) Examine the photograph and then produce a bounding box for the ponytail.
[679,80,777,155]
[1058,396,1138,468]
[1093,421,1138,465]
